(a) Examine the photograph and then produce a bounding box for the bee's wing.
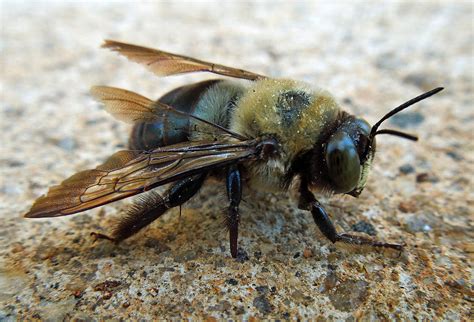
[24,140,261,218]
[102,40,266,81]
[90,86,246,140]
[91,85,182,124]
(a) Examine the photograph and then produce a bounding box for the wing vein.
[24,139,265,218]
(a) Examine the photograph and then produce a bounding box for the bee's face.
[324,117,375,196]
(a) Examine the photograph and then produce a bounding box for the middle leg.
[226,165,242,258]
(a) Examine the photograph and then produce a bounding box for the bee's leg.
[94,174,206,243]
[226,165,242,258]
[298,182,402,251]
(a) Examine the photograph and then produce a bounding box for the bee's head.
[324,117,372,196]
[323,87,444,197]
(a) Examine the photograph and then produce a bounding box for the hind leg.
[93,174,206,243]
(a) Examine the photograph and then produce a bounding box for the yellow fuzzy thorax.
[231,78,341,163]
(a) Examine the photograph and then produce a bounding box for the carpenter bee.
[25,40,443,258]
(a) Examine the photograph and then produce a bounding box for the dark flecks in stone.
[71,260,82,269]
[322,271,338,292]
[403,215,432,233]
[93,280,122,292]
[375,52,403,70]
[226,278,238,286]
[236,248,249,263]
[73,290,83,299]
[85,117,107,126]
[256,286,269,294]
[398,200,418,213]
[3,105,24,118]
[327,264,337,271]
[234,306,246,315]
[158,267,175,273]
[446,151,463,161]
[1,159,25,167]
[57,137,78,151]
[174,249,198,262]
[166,233,177,242]
[254,251,262,259]
[343,97,353,106]
[328,280,369,312]
[416,173,439,183]
[72,236,82,244]
[389,112,424,128]
[214,258,226,268]
[399,164,415,175]
[403,72,434,90]
[144,238,171,253]
[291,290,314,306]
[80,271,97,282]
[211,301,232,312]
[70,214,92,225]
[351,221,377,236]
[253,295,273,315]
[303,248,313,258]
[31,313,41,319]
[293,252,300,259]
[444,279,471,296]
[34,244,56,261]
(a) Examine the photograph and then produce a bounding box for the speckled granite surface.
[1,2,472,320]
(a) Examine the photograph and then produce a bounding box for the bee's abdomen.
[129,80,222,150]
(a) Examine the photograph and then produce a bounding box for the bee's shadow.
[69,185,299,262]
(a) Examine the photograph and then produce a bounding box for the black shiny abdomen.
[129,79,222,150]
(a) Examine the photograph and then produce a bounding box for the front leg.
[226,165,242,258]
[298,181,402,251]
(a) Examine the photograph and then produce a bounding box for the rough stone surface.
[1,2,472,320]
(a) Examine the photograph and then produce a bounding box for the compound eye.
[355,118,371,137]
[357,134,369,162]
[354,118,371,162]
[325,131,361,193]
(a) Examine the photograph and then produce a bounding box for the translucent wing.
[90,86,247,140]
[25,139,261,218]
[90,86,159,123]
[102,40,266,81]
